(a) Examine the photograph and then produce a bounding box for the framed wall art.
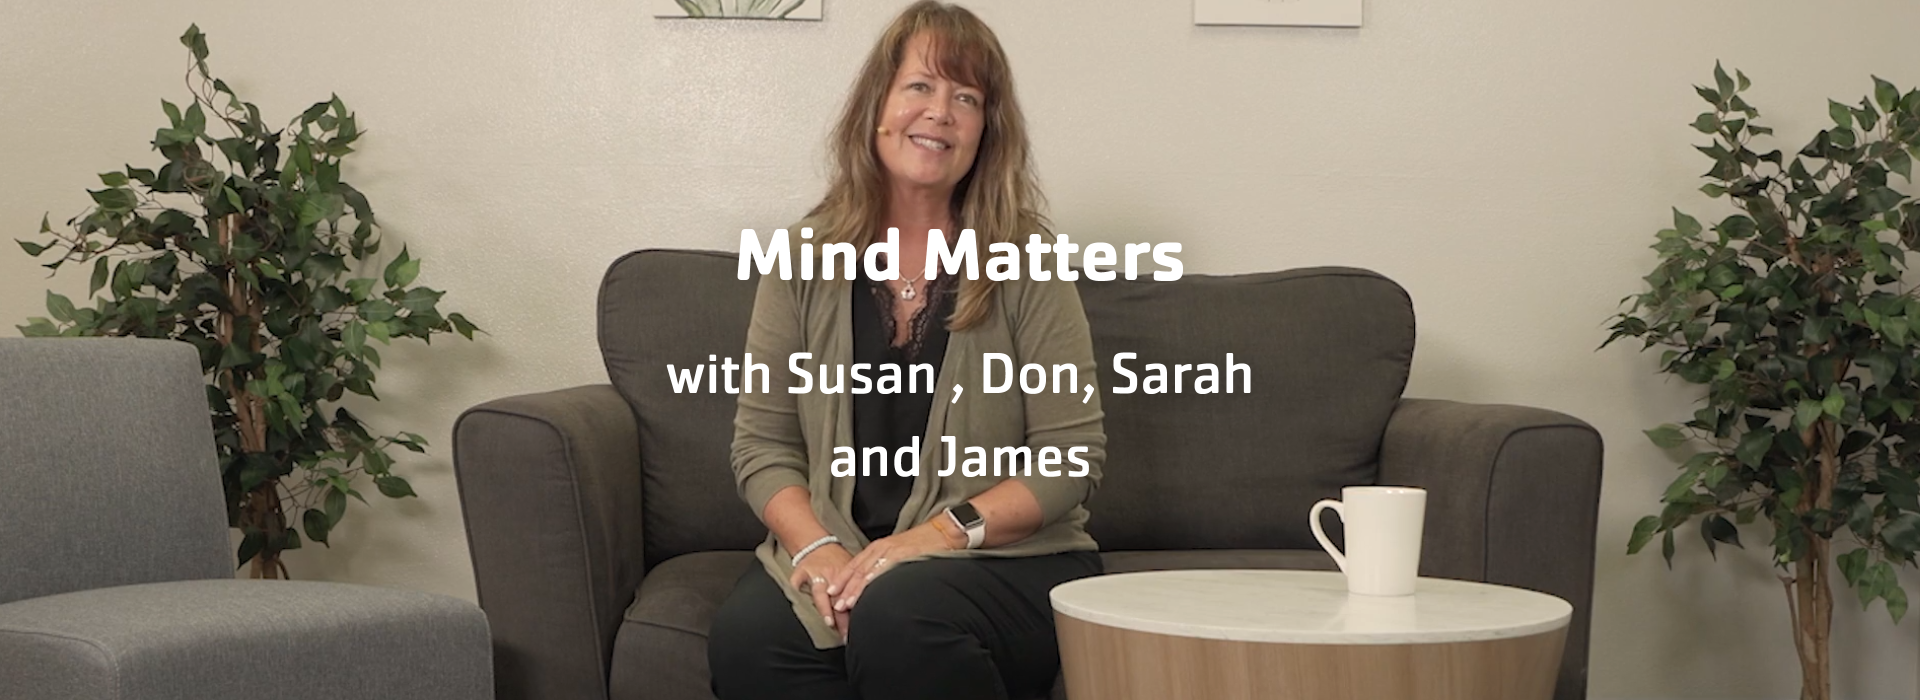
[654,0,821,20]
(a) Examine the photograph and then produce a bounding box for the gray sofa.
[453,250,1604,700]
[0,338,494,700]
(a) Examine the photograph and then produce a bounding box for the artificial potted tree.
[1605,64,1920,700]
[14,25,478,580]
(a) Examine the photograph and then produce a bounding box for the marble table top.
[1049,569,1572,645]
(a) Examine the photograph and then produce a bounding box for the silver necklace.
[898,268,927,300]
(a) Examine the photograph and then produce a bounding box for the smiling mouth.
[909,135,951,152]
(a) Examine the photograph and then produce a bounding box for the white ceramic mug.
[1310,486,1427,596]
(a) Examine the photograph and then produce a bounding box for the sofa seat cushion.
[609,549,1338,699]
[0,579,491,700]
[611,551,756,700]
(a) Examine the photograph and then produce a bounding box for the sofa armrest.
[455,385,644,700]
[1377,397,1603,700]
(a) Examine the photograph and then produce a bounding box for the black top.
[849,265,957,542]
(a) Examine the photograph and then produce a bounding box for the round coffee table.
[1051,570,1572,700]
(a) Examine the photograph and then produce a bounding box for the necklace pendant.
[900,284,917,301]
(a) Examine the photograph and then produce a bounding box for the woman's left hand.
[828,521,961,614]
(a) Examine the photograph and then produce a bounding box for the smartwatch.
[946,501,986,549]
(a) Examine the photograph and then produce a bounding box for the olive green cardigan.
[728,243,1107,650]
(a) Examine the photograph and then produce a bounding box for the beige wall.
[4,0,1918,697]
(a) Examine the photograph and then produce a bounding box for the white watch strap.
[947,508,986,549]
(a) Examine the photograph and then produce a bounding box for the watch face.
[951,502,984,527]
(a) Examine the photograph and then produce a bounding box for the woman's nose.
[924,103,952,125]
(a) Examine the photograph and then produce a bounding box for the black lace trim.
[867,272,957,363]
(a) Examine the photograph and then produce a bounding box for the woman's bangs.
[915,26,1001,103]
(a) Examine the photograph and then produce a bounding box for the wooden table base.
[1057,613,1567,700]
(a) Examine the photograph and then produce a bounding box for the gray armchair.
[454,251,1604,700]
[0,338,493,700]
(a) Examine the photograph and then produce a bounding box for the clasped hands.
[787,518,966,640]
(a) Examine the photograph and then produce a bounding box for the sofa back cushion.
[601,251,769,569]
[599,253,1414,564]
[0,338,233,604]
[1074,268,1413,551]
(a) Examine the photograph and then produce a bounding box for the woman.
[707,3,1106,699]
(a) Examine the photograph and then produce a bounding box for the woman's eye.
[958,93,980,106]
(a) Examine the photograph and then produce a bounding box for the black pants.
[707,551,1102,700]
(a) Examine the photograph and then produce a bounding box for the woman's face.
[874,32,986,200]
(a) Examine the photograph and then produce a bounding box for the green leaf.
[218,341,250,370]
[1692,113,1720,134]
[1704,514,1742,549]
[89,188,137,213]
[1889,148,1912,182]
[344,322,366,355]
[1830,100,1854,128]
[302,508,331,545]
[98,171,129,187]
[45,291,75,323]
[1645,424,1688,449]
[300,101,331,123]
[1662,529,1676,565]
[297,196,326,227]
[1713,63,1735,101]
[180,24,208,62]
[236,527,265,567]
[366,321,391,343]
[1863,561,1894,607]
[89,256,109,295]
[184,102,205,135]
[162,99,183,128]
[398,287,445,314]
[1838,548,1870,586]
[1885,512,1920,552]
[1703,461,1729,488]
[384,247,419,288]
[1736,429,1774,467]
[1863,354,1898,389]
[1695,85,1722,106]
[15,238,49,256]
[18,317,58,337]
[1628,515,1660,555]
[448,312,478,340]
[361,299,397,323]
[1795,398,1824,431]
[1824,389,1847,418]
[1875,76,1900,113]
[1715,357,1737,378]
[375,474,416,498]
[324,487,347,526]
[1673,209,1702,237]
[346,278,375,301]
[1887,317,1912,347]
[1665,468,1699,501]
[1888,584,1909,623]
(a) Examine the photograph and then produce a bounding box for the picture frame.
[653,0,822,21]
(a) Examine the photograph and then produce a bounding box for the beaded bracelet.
[791,534,840,567]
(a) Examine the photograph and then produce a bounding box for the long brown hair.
[806,0,1046,331]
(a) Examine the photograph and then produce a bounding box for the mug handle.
[1310,499,1348,574]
